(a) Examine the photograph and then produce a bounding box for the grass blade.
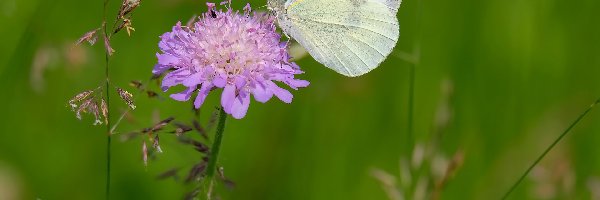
[501,97,600,199]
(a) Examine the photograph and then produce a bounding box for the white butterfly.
[268,0,401,77]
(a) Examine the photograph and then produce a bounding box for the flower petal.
[170,86,196,101]
[183,73,203,87]
[194,82,213,108]
[161,68,191,91]
[221,84,236,113]
[266,81,293,103]
[234,77,247,88]
[285,79,310,89]
[152,64,171,75]
[230,92,250,119]
[212,76,226,88]
[251,83,272,103]
[157,53,180,66]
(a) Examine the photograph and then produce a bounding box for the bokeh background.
[1,0,600,199]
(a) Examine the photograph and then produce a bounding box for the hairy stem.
[501,97,600,200]
[205,107,228,200]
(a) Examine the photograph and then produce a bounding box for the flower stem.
[501,97,600,200]
[205,107,228,199]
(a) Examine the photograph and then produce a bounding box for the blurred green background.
[1,0,600,199]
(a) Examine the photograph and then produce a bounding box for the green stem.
[205,107,228,199]
[102,0,111,199]
[501,97,600,200]
[407,64,415,153]
[104,53,111,200]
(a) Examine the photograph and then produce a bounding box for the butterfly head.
[267,0,286,14]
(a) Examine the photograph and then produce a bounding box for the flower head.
[154,2,309,119]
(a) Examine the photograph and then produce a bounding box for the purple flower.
[154,2,309,119]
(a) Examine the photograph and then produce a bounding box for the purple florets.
[154,2,309,119]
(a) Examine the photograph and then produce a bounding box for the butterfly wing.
[279,0,401,77]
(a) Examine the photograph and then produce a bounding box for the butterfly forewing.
[279,0,401,77]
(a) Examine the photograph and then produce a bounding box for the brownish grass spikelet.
[185,162,207,183]
[142,141,148,166]
[91,101,103,125]
[145,117,174,133]
[113,0,140,36]
[76,98,94,120]
[120,131,140,141]
[431,150,465,200]
[192,140,209,153]
[129,80,143,89]
[114,18,135,36]
[103,34,115,56]
[178,137,209,153]
[184,188,201,200]
[150,73,162,80]
[100,99,108,124]
[205,108,219,132]
[217,166,236,189]
[156,168,180,180]
[69,90,94,110]
[117,88,136,109]
[192,120,209,140]
[172,122,193,136]
[118,0,140,19]
[146,90,159,98]
[68,89,109,125]
[153,134,163,153]
[76,28,100,46]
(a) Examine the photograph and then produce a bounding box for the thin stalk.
[407,0,423,154]
[407,64,415,153]
[405,0,422,196]
[104,51,112,200]
[501,97,600,200]
[102,0,112,199]
[110,79,152,134]
[205,107,228,200]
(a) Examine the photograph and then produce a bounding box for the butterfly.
[268,0,401,77]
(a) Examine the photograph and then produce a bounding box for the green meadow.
[1,0,599,199]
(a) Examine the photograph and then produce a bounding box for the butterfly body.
[268,0,401,77]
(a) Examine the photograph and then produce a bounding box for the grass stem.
[407,64,415,153]
[501,97,600,200]
[102,0,112,199]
